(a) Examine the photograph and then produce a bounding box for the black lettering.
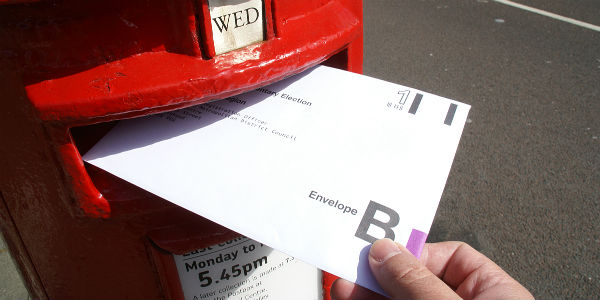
[316,195,325,203]
[185,261,197,272]
[245,7,260,24]
[198,270,212,287]
[206,258,215,266]
[212,14,231,33]
[233,10,245,28]
[355,201,400,243]
[254,256,267,268]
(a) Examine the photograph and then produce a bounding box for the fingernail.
[369,238,401,263]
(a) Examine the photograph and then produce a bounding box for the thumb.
[369,238,461,300]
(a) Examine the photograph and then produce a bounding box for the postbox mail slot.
[67,48,348,218]
[67,48,358,219]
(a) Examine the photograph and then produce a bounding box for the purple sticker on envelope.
[406,229,428,258]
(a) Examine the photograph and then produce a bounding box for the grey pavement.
[363,0,599,299]
[1,0,599,299]
[0,235,29,299]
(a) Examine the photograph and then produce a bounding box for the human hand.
[331,238,533,300]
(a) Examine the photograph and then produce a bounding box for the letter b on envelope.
[355,201,400,243]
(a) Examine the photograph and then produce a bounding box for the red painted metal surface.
[0,0,361,298]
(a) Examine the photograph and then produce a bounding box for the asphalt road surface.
[363,0,599,298]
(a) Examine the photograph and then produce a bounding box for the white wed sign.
[209,0,265,55]
[84,66,470,296]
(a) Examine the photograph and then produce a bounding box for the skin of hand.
[331,238,534,300]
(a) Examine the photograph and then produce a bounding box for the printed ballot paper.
[84,65,470,296]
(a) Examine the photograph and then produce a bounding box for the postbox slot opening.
[70,120,180,216]
[70,121,119,156]
[322,48,350,71]
[67,50,352,217]
[70,118,247,253]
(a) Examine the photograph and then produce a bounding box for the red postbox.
[0,0,362,298]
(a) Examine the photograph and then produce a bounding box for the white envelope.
[84,65,470,295]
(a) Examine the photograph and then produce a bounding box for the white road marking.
[493,0,600,32]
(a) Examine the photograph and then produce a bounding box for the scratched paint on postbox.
[209,0,264,55]
[174,236,321,300]
[84,66,470,296]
